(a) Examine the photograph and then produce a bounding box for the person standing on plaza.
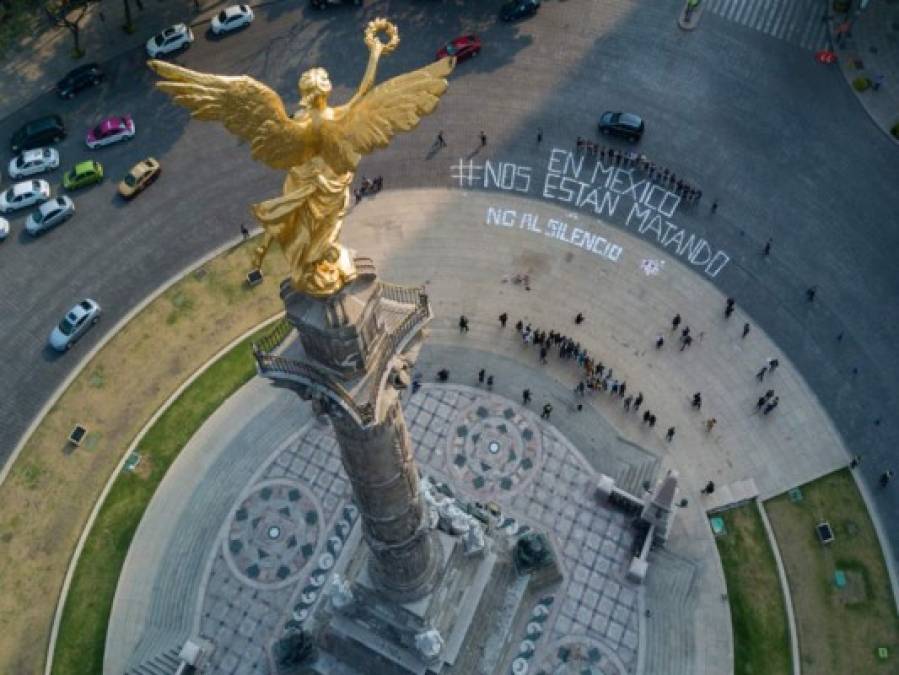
[671,313,682,331]
[806,286,817,302]
[754,395,766,413]
[634,392,644,411]
[692,392,702,409]
[705,418,717,432]
[478,368,485,384]
[656,334,665,350]
[666,426,676,442]
[537,127,543,144]
[767,357,779,373]
[487,375,494,390]
[459,315,469,333]
[479,130,487,147]
[880,470,894,487]
[575,312,585,325]
[763,396,779,415]
[649,414,657,428]
[499,312,508,328]
[725,298,735,319]
[623,395,633,411]
[763,238,772,256]
[756,365,767,382]
[541,402,553,419]
[742,322,751,339]
[522,389,532,404]
[436,130,446,148]
[680,334,693,351]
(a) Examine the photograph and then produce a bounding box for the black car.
[598,111,645,142]
[10,115,66,154]
[500,0,540,21]
[310,0,361,8]
[56,63,103,99]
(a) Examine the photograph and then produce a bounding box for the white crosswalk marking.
[707,0,831,51]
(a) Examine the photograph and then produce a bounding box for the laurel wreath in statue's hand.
[364,18,399,55]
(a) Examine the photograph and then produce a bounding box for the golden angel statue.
[149,19,454,297]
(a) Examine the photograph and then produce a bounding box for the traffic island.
[678,0,704,31]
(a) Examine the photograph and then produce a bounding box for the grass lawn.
[715,503,791,675]
[766,469,899,675]
[51,322,279,674]
[0,238,288,675]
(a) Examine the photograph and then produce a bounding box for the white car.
[49,299,101,351]
[8,148,60,179]
[211,5,254,35]
[0,217,8,241]
[146,23,194,57]
[0,179,51,213]
[26,195,74,236]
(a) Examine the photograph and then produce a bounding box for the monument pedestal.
[254,266,563,675]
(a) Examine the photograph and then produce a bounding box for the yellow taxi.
[118,157,161,200]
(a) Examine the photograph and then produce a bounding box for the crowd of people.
[574,138,704,205]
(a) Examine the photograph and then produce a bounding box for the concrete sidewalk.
[0,0,228,122]
[827,2,899,144]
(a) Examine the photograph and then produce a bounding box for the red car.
[436,34,481,63]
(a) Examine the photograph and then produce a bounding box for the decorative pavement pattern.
[193,384,641,675]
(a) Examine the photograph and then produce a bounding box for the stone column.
[328,388,439,601]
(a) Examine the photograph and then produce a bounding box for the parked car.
[63,160,104,190]
[56,63,104,99]
[597,111,645,142]
[8,148,60,179]
[0,217,8,241]
[10,115,66,154]
[49,299,101,351]
[436,35,481,63]
[118,157,161,199]
[0,179,51,213]
[86,115,135,149]
[310,0,362,8]
[26,196,74,236]
[146,23,194,57]
[500,0,540,21]
[211,4,254,34]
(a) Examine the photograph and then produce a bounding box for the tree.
[44,0,95,57]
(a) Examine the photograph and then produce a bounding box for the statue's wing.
[148,60,309,170]
[323,57,455,169]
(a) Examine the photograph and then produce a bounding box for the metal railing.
[254,316,293,355]
[254,280,430,427]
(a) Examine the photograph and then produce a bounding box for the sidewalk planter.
[852,76,872,92]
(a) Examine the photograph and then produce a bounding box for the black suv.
[598,111,645,143]
[56,63,104,99]
[10,115,66,154]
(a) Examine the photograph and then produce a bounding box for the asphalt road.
[1,0,898,558]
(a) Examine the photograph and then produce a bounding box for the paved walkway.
[106,188,854,674]
[827,1,899,143]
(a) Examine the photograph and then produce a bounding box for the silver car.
[8,148,60,179]
[0,179,51,213]
[26,195,75,236]
[49,299,101,351]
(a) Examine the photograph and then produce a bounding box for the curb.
[849,469,899,615]
[0,227,261,487]
[43,310,282,675]
[756,499,802,675]
[825,14,899,148]
[677,1,704,31]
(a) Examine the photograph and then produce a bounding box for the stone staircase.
[642,550,698,675]
[125,647,183,675]
[615,455,661,498]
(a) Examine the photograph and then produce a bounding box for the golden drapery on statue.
[149,19,454,297]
